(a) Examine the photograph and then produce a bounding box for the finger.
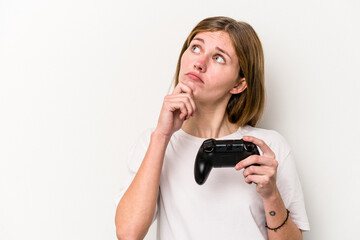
[177,102,189,120]
[172,81,193,95]
[166,100,188,120]
[242,165,267,176]
[243,165,277,179]
[167,96,194,119]
[244,174,269,185]
[186,93,196,115]
[235,155,278,170]
[174,93,196,117]
[242,136,275,158]
[244,174,260,184]
[171,85,196,117]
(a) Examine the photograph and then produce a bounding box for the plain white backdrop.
[1,0,359,239]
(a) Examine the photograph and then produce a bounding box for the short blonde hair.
[174,16,265,127]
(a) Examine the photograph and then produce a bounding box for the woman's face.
[178,31,243,104]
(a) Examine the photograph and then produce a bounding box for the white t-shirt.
[115,125,310,239]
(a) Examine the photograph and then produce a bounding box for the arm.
[262,189,303,240]
[235,136,302,240]
[115,131,169,240]
[115,82,196,240]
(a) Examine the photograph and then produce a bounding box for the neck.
[181,101,239,139]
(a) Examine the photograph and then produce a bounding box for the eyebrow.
[192,37,232,61]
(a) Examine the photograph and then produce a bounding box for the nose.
[193,58,206,72]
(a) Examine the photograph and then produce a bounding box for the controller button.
[203,139,215,153]
[246,144,254,151]
[204,146,214,153]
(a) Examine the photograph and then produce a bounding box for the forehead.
[192,31,236,55]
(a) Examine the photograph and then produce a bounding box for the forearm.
[115,131,169,239]
[263,188,302,240]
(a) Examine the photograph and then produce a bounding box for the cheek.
[180,51,191,69]
[178,55,187,77]
[209,67,238,88]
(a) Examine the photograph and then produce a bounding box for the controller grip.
[194,157,212,185]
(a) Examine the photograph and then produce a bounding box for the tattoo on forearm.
[269,211,276,216]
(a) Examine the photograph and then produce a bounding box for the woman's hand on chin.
[154,81,196,140]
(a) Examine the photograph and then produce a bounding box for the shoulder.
[134,128,154,146]
[242,125,288,145]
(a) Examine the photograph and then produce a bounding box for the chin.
[180,79,196,91]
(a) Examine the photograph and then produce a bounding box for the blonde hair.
[173,16,265,127]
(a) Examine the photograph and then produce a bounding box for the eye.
[214,55,225,63]
[191,45,200,53]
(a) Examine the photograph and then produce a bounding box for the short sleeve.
[276,150,311,231]
[114,128,158,222]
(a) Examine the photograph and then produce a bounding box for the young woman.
[115,16,310,240]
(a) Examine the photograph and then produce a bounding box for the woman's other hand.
[154,81,196,140]
[235,136,279,200]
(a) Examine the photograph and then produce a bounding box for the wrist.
[262,187,280,203]
[151,129,172,144]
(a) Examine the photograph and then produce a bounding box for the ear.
[229,78,247,94]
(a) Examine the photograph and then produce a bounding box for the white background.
[1,0,359,239]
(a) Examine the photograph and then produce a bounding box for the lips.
[186,72,204,83]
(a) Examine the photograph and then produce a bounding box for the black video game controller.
[194,138,260,185]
